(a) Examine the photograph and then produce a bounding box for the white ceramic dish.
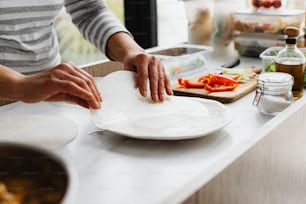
[91,70,232,140]
[0,115,79,149]
[91,97,232,140]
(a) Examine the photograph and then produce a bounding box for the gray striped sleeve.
[64,0,131,56]
[0,1,63,72]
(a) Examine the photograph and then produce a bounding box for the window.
[55,0,305,66]
[55,0,124,65]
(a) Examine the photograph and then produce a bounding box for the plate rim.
[93,97,233,140]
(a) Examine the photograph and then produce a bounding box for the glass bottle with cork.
[275,26,305,100]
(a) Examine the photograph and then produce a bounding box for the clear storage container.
[234,9,304,35]
[147,44,213,79]
[259,46,284,72]
[259,46,306,87]
[234,34,285,57]
[183,0,214,46]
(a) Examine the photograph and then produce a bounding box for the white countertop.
[0,56,303,204]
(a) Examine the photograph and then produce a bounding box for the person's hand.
[104,32,173,101]
[123,53,173,102]
[19,63,102,109]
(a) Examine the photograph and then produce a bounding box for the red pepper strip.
[197,74,239,86]
[209,74,239,85]
[205,83,237,92]
[197,75,210,82]
[197,76,211,84]
[198,74,215,81]
[183,80,205,88]
[211,78,236,86]
[178,78,185,86]
[198,74,221,86]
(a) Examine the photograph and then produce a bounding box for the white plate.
[0,115,79,149]
[91,97,232,140]
[91,71,233,140]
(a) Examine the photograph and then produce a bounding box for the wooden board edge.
[173,90,234,103]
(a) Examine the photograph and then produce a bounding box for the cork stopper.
[284,26,300,38]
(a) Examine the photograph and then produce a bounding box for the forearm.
[0,63,102,109]
[0,65,25,101]
[106,32,145,63]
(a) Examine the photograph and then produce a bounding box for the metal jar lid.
[257,72,293,92]
[253,72,293,107]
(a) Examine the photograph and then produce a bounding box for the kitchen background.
[54,0,305,65]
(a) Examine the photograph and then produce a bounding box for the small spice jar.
[253,72,294,115]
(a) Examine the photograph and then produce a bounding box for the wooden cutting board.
[172,78,257,103]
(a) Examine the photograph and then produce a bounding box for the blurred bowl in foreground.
[0,142,77,204]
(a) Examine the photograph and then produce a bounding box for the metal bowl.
[0,142,77,204]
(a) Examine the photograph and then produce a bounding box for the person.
[0,0,173,109]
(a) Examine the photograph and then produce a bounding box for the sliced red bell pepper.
[209,74,239,85]
[205,83,237,92]
[178,78,205,88]
[197,76,211,84]
[183,80,205,88]
[178,73,239,91]
[178,78,185,86]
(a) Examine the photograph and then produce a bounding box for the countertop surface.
[0,55,302,204]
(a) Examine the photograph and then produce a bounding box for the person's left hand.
[123,53,173,102]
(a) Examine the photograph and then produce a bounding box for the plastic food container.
[260,46,306,71]
[259,46,306,86]
[183,0,214,45]
[234,9,304,35]
[234,34,285,57]
[259,46,284,72]
[147,44,213,79]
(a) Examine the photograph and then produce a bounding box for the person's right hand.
[20,63,102,109]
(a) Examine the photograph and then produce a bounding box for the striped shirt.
[0,0,129,73]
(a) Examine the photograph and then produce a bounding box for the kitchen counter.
[1,56,306,204]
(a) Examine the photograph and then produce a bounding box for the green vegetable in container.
[264,61,276,72]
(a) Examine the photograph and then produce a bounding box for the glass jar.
[275,26,305,100]
[253,72,294,115]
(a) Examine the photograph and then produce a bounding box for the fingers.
[157,63,165,101]
[51,77,101,109]
[135,57,149,98]
[64,94,91,109]
[47,63,101,109]
[163,66,173,96]
[51,93,90,109]
[64,62,102,103]
[152,61,173,102]
[148,58,160,102]
[133,54,173,102]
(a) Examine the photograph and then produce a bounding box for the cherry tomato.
[273,0,282,8]
[263,0,272,8]
[252,0,262,8]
